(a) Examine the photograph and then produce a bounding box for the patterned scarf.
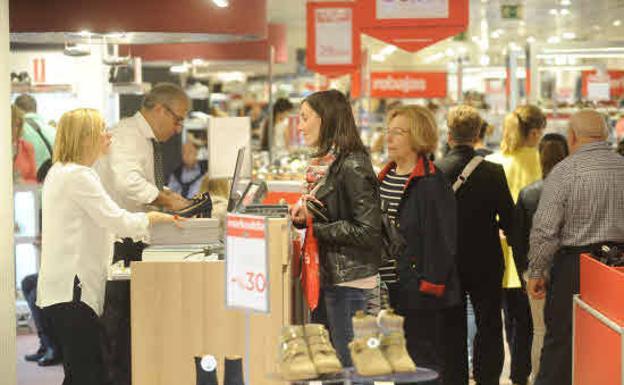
[304,151,337,194]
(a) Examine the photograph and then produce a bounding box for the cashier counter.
[113,212,292,385]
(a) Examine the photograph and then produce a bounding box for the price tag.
[315,7,353,65]
[225,214,270,313]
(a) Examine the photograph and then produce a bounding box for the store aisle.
[16,333,62,385]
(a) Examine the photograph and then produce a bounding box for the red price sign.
[226,214,270,313]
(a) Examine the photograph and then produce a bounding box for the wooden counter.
[131,218,290,385]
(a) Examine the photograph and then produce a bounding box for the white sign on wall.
[225,214,270,313]
[376,0,449,19]
[315,8,353,65]
[208,116,251,179]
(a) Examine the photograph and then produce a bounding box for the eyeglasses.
[386,127,409,136]
[163,105,186,125]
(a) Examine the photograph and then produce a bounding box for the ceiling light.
[562,32,576,40]
[445,48,456,57]
[212,0,229,7]
[547,36,561,44]
[192,58,204,66]
[561,0,571,5]
[371,53,386,62]
[480,55,491,66]
[78,30,91,37]
[379,45,397,56]
[549,9,558,15]
[560,9,570,15]
[170,64,189,74]
[527,36,536,43]
[614,20,622,26]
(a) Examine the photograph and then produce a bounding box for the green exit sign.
[501,5,523,20]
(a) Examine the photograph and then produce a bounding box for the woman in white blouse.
[36,108,178,385]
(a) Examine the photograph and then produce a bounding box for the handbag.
[380,200,406,264]
[300,208,320,311]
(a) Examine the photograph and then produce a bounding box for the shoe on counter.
[174,192,213,218]
[377,309,416,373]
[349,311,393,377]
[37,348,62,366]
[224,356,244,385]
[278,325,318,381]
[24,346,46,362]
[303,324,342,375]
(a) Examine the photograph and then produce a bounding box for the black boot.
[195,355,219,385]
[224,356,244,385]
[38,347,62,366]
[24,346,45,362]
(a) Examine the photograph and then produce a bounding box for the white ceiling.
[267,0,624,71]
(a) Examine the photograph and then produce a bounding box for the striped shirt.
[379,169,409,283]
[528,142,624,278]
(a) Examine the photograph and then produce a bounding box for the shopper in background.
[488,104,546,385]
[12,104,37,184]
[436,105,515,385]
[378,105,459,384]
[37,108,178,385]
[168,142,206,199]
[290,89,382,367]
[511,133,569,385]
[96,83,190,385]
[261,97,294,155]
[528,110,624,385]
[14,94,56,181]
[617,138,624,156]
[199,176,230,236]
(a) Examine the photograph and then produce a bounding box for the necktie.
[151,139,165,190]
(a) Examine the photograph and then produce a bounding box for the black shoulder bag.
[25,118,53,183]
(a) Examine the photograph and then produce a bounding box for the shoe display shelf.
[269,367,438,384]
[573,254,624,385]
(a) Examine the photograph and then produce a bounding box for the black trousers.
[22,273,58,353]
[503,288,533,384]
[388,283,447,385]
[44,281,109,385]
[533,251,580,385]
[442,278,504,385]
[101,239,145,385]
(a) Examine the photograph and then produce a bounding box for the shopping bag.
[301,213,320,311]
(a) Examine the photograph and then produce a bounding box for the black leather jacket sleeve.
[313,157,382,249]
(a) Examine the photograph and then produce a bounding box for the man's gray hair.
[142,83,189,109]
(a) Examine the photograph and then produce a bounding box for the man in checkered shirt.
[527,109,624,385]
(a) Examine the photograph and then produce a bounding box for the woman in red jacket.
[12,104,37,183]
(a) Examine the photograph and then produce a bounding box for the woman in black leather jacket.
[291,89,382,367]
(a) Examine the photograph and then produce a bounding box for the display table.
[131,218,291,385]
[573,254,624,385]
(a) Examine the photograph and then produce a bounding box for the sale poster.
[315,7,353,65]
[376,0,449,19]
[225,214,270,313]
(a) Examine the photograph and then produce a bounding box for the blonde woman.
[199,176,230,236]
[378,105,459,384]
[36,109,178,385]
[487,104,546,385]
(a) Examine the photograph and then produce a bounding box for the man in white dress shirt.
[97,83,191,385]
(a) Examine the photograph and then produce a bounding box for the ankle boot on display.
[303,324,342,375]
[195,355,219,385]
[377,309,416,373]
[224,356,244,385]
[349,311,393,377]
[278,325,318,381]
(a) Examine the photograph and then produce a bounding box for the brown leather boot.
[349,311,393,377]
[303,324,342,375]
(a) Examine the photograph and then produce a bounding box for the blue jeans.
[324,285,368,367]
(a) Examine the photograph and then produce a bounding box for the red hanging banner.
[306,1,361,76]
[356,0,469,52]
[370,71,447,98]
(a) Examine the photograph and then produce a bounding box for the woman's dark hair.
[539,133,569,178]
[303,89,366,158]
[261,98,293,150]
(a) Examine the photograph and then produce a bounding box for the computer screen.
[227,147,245,212]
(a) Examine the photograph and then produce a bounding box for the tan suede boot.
[278,325,318,381]
[304,324,343,375]
[377,309,417,373]
[349,311,393,377]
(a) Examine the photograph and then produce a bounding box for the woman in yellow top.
[487,104,546,385]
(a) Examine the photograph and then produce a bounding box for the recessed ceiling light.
[560,9,570,15]
[548,36,561,44]
[549,9,558,15]
[212,0,229,8]
[527,36,536,43]
[561,0,571,5]
[562,32,576,39]
[614,20,622,26]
